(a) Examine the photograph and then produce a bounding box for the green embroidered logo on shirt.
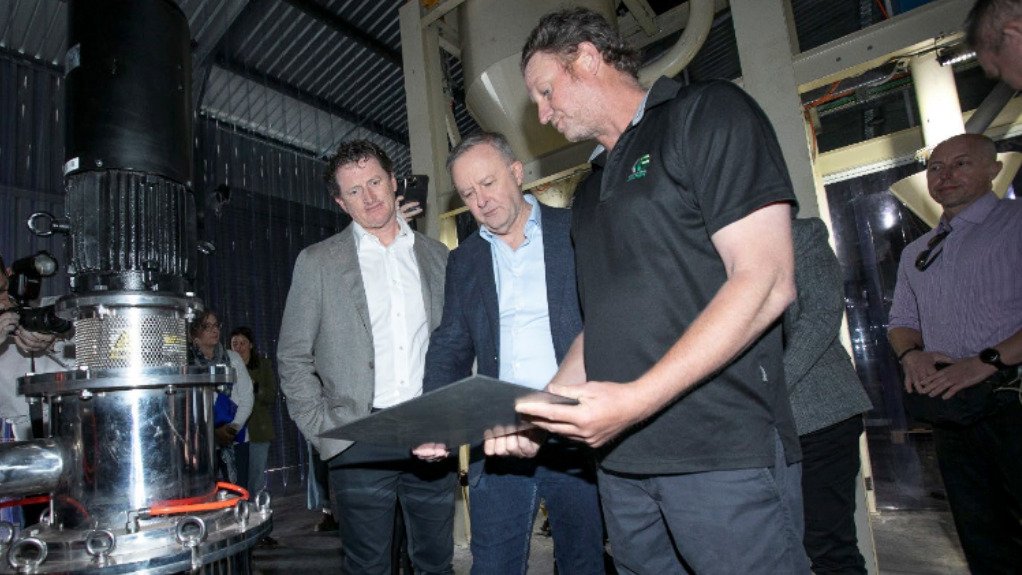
[627,154,650,181]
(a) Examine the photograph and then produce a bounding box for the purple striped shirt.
[889,192,1022,359]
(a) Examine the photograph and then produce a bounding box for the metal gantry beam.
[793,0,972,93]
[214,54,409,146]
[277,0,402,69]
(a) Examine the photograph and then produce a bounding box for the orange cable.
[0,495,49,510]
[874,0,890,19]
[147,482,249,516]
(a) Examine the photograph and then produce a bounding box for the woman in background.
[230,326,279,547]
[189,310,253,484]
[229,326,277,494]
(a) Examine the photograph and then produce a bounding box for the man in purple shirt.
[888,133,1022,573]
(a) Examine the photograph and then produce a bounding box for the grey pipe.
[965,81,1018,134]
[0,439,67,498]
[638,0,716,87]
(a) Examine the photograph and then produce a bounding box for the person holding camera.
[0,255,71,439]
[188,309,253,485]
[0,256,73,525]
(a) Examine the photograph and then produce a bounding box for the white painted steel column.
[400,2,455,242]
[910,52,965,147]
[399,2,470,546]
[731,3,878,573]
[731,1,825,218]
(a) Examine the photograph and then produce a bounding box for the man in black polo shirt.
[491,7,810,573]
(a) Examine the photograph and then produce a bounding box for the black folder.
[320,375,578,448]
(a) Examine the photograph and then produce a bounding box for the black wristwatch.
[979,347,1010,371]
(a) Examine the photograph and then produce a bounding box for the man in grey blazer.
[785,217,873,574]
[277,140,455,575]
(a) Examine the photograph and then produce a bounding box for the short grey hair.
[445,131,519,175]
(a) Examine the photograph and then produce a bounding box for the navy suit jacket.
[424,202,582,391]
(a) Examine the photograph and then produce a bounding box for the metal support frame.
[621,0,658,36]
[398,17,470,543]
[214,55,409,146]
[278,0,402,68]
[794,0,972,92]
[619,0,731,50]
[191,0,251,114]
[731,1,825,218]
[399,4,457,242]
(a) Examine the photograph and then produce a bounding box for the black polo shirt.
[573,78,801,474]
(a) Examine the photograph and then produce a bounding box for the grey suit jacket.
[784,217,872,436]
[277,224,448,460]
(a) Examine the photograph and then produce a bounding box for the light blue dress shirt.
[479,194,558,390]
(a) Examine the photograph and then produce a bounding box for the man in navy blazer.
[416,132,604,574]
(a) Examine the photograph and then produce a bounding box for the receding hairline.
[446,131,519,175]
[933,134,998,162]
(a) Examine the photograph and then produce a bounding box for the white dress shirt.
[0,339,73,439]
[353,218,429,408]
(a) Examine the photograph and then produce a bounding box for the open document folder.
[320,374,579,448]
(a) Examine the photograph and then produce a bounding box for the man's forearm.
[549,332,586,388]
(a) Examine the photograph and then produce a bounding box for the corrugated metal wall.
[194,115,348,493]
[0,55,66,294]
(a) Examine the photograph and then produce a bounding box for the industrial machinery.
[0,0,271,572]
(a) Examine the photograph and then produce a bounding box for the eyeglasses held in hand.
[915,228,951,271]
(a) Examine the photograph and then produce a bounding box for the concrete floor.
[250,491,969,574]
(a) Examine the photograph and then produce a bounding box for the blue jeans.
[247,441,270,495]
[307,442,330,511]
[598,432,810,575]
[329,442,457,575]
[468,441,604,575]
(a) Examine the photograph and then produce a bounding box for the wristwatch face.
[980,347,1002,365]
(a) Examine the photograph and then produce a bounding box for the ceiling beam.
[277,0,402,68]
[193,0,256,114]
[0,45,61,75]
[793,0,971,93]
[191,0,250,70]
[215,55,409,146]
[621,0,658,36]
[620,0,731,50]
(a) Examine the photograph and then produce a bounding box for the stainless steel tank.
[0,0,272,571]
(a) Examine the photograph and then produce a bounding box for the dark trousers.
[235,442,250,490]
[799,415,866,575]
[598,432,810,574]
[329,442,457,575]
[933,400,1022,574]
